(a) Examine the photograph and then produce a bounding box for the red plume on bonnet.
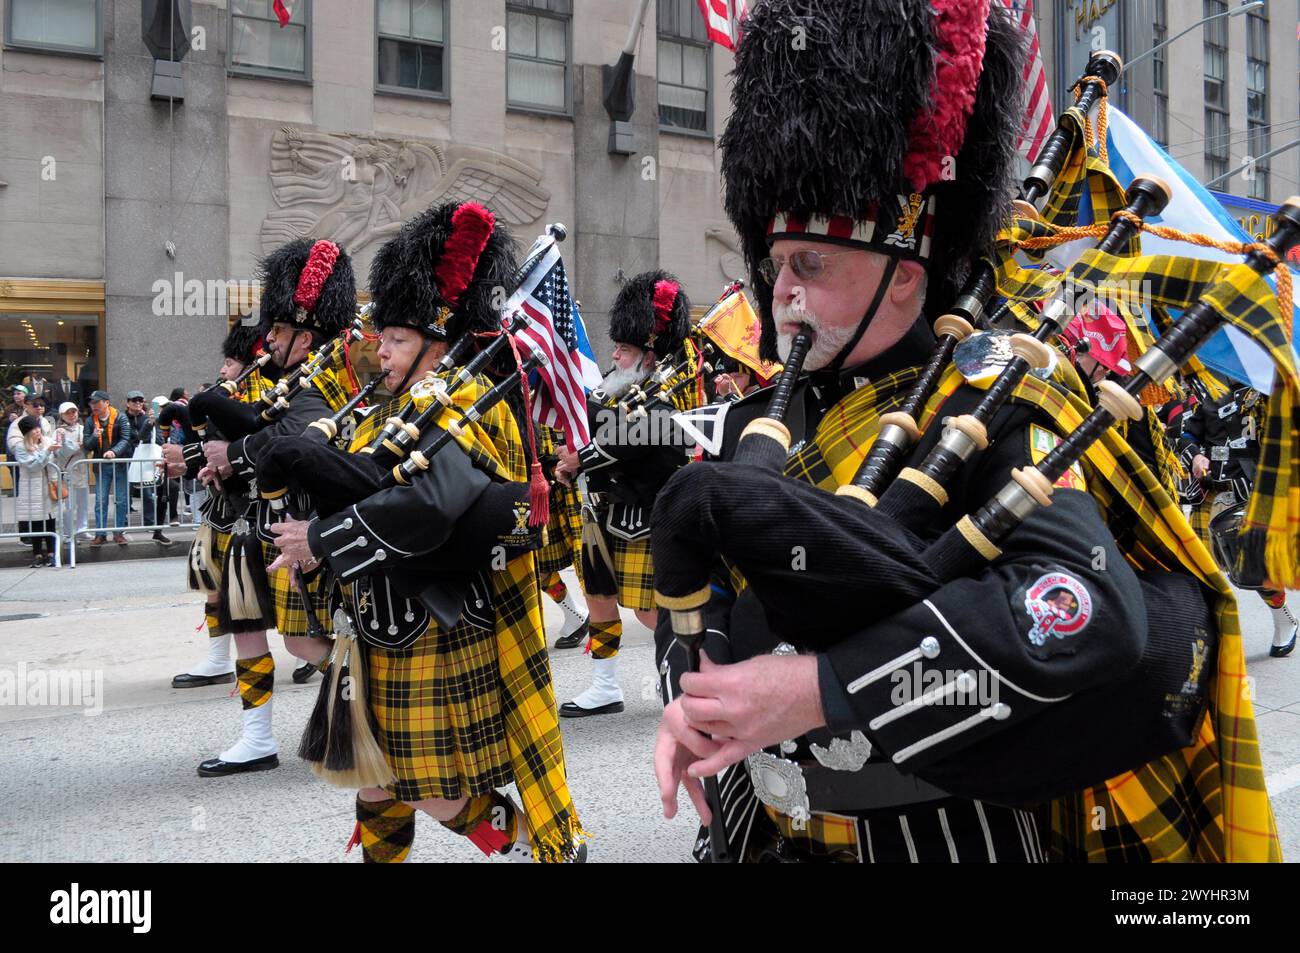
[899,0,987,191]
[293,240,341,313]
[902,0,992,190]
[435,203,496,307]
[652,280,679,338]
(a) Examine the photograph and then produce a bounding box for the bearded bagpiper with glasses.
[650,0,1280,863]
[553,272,693,717]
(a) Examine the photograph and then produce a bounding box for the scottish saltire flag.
[1058,106,1297,393]
[505,245,602,447]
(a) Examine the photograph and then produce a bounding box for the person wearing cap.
[6,384,28,424]
[649,0,1277,864]
[124,390,169,544]
[13,414,59,566]
[7,388,53,499]
[81,390,132,546]
[53,402,90,540]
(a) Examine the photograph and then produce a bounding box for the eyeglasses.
[758,249,857,285]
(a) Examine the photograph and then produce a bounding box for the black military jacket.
[577,393,690,541]
[654,320,1148,794]
[1176,384,1260,491]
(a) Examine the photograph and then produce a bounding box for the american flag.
[696,0,749,51]
[506,246,603,448]
[1005,0,1053,164]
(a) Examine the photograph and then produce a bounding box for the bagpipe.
[654,194,1300,810]
[253,224,570,572]
[612,286,747,419]
[187,313,369,447]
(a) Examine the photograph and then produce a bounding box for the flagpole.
[1204,138,1300,190]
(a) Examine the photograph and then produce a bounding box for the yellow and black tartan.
[772,360,1279,862]
[259,364,353,638]
[583,530,655,612]
[345,376,585,861]
[535,425,584,581]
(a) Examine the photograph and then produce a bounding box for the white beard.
[773,303,860,372]
[598,363,650,400]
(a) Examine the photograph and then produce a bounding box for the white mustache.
[773,303,857,371]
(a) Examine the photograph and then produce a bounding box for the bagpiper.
[553,271,693,716]
[193,238,357,777]
[267,201,587,862]
[166,320,268,691]
[649,0,1280,863]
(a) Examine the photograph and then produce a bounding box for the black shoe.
[171,671,235,689]
[1270,630,1297,658]
[292,661,318,684]
[153,531,172,544]
[559,699,625,718]
[553,621,590,650]
[196,753,279,777]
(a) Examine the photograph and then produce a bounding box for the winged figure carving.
[259,126,551,256]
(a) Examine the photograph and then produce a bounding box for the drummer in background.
[1179,380,1296,657]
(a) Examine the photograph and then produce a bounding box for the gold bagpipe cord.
[971,98,1285,860]
[349,385,587,861]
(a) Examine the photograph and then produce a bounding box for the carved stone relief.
[259,126,551,256]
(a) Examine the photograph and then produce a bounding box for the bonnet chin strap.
[825,256,900,373]
[394,333,438,397]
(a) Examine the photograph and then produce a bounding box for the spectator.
[124,390,170,544]
[53,402,90,537]
[14,415,59,567]
[82,390,131,546]
[7,390,53,497]
[152,395,181,526]
[5,384,28,424]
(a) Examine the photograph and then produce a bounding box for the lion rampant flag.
[698,289,781,384]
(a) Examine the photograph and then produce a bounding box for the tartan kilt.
[210,527,233,577]
[258,539,334,638]
[581,528,655,612]
[536,482,583,581]
[365,607,514,803]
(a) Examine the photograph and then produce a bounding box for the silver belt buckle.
[745,751,810,822]
[1211,446,1230,462]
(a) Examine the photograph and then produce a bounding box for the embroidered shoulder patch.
[1022,571,1093,658]
[1027,424,1086,492]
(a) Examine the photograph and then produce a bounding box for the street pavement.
[1,555,1297,863]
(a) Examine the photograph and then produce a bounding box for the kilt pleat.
[366,616,514,803]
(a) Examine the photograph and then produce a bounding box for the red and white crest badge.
[1023,571,1092,652]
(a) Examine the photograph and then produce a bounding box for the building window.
[1245,4,1270,199]
[657,0,710,135]
[1202,0,1229,184]
[0,314,103,413]
[1152,0,1168,147]
[376,0,448,97]
[229,0,310,79]
[5,0,102,56]
[507,0,570,114]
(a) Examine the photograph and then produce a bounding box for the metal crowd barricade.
[65,457,200,568]
[0,459,64,568]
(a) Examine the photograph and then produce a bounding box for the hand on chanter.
[266,517,318,573]
[676,653,827,779]
[654,696,720,825]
